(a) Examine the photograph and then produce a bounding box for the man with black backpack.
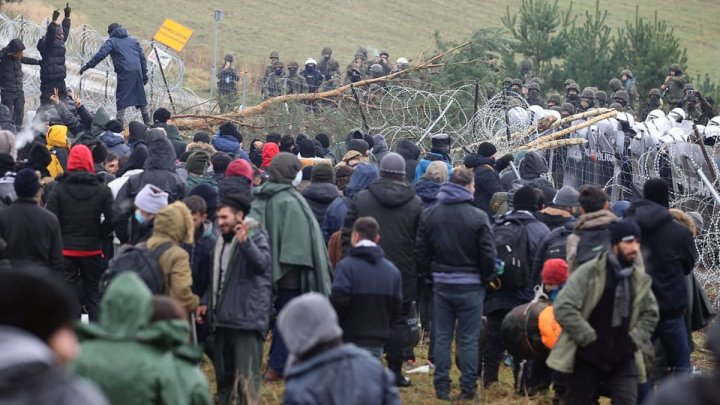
[483,185,549,388]
[566,185,618,272]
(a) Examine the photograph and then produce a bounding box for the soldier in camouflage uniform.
[640,88,663,121]
[577,88,595,113]
[608,78,623,95]
[344,53,367,85]
[565,82,581,110]
[284,61,308,94]
[217,54,240,112]
[563,79,577,93]
[377,51,393,75]
[661,64,688,110]
[510,78,523,94]
[547,93,562,108]
[612,90,634,115]
[262,61,286,99]
[317,47,340,83]
[519,57,533,83]
[525,82,546,108]
[620,69,639,113]
[595,90,609,108]
[261,51,282,98]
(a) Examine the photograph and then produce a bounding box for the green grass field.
[14,0,719,96]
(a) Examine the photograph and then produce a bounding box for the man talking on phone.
[197,193,272,404]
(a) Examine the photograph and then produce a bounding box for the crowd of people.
[0,5,718,405]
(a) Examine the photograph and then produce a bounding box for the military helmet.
[287,61,299,69]
[668,108,686,122]
[224,54,233,63]
[561,102,575,114]
[379,50,389,58]
[529,77,543,86]
[566,82,580,92]
[548,94,562,105]
[563,78,576,87]
[322,47,332,55]
[581,88,595,99]
[595,90,607,100]
[503,77,513,86]
[354,52,365,61]
[670,63,682,72]
[684,83,695,92]
[708,116,720,127]
[527,82,540,91]
[305,58,317,66]
[620,69,633,78]
[273,61,285,69]
[649,88,661,97]
[608,102,623,112]
[396,57,409,64]
[369,64,383,74]
[269,51,279,59]
[609,78,623,91]
[550,106,563,114]
[511,78,522,86]
[613,90,629,103]
[646,110,665,122]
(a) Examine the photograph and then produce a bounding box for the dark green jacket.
[249,182,332,295]
[547,252,659,383]
[70,273,210,405]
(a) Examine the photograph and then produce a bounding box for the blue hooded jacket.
[211,134,248,160]
[321,164,378,242]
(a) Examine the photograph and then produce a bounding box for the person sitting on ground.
[279,293,401,405]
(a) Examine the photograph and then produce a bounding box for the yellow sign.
[153,19,193,52]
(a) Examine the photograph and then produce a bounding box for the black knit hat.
[314,133,330,149]
[14,168,40,198]
[298,139,316,158]
[219,122,242,143]
[91,141,108,164]
[477,141,497,158]
[643,178,669,208]
[513,185,539,212]
[609,220,641,245]
[220,193,252,216]
[189,183,219,216]
[348,139,369,155]
[152,107,171,124]
[105,119,123,133]
[0,153,15,176]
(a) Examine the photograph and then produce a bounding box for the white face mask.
[291,170,303,188]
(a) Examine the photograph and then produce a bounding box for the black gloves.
[64,3,71,18]
[52,9,60,22]
[495,153,515,172]
[78,66,87,75]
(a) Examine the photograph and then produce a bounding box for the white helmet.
[304,58,317,66]
[668,108,686,123]
[645,109,665,122]
[659,127,687,144]
[615,112,635,127]
[705,126,720,140]
[396,57,408,64]
[708,116,720,127]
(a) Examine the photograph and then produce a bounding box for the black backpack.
[100,242,173,295]
[493,217,531,290]
[574,226,611,267]
[544,225,573,262]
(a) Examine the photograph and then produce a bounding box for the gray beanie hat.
[135,184,169,214]
[379,152,406,180]
[553,186,579,207]
[277,292,343,366]
[686,211,704,234]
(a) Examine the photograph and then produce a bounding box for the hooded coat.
[46,125,70,177]
[37,18,70,83]
[342,178,422,302]
[0,39,40,94]
[147,202,200,312]
[464,153,502,216]
[624,199,698,317]
[100,131,130,157]
[321,164,378,242]
[566,209,618,272]
[372,135,391,165]
[46,145,114,252]
[249,182,333,295]
[283,344,400,405]
[0,327,108,405]
[0,197,63,271]
[113,138,185,244]
[302,182,341,225]
[395,139,420,183]
[70,273,197,404]
[83,27,148,110]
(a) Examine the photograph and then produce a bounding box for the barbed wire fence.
[0,13,203,121]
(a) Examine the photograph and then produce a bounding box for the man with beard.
[197,194,272,404]
[641,89,664,121]
[547,220,659,404]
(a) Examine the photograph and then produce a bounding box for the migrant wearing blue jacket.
[82,26,148,111]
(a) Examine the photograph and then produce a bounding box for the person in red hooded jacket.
[47,144,114,321]
[261,142,280,169]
